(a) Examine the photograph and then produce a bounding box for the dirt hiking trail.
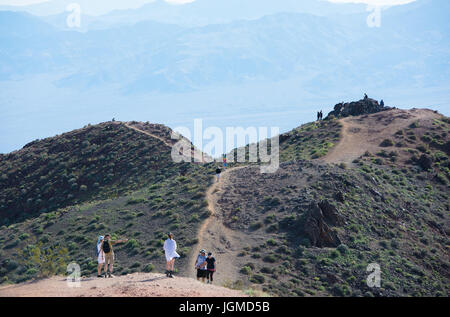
[0,273,246,297]
[125,122,174,148]
[322,108,441,164]
[124,122,210,163]
[189,166,249,285]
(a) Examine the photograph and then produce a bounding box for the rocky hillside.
[209,108,449,296]
[212,159,448,296]
[0,105,448,297]
[0,121,201,225]
[0,121,216,284]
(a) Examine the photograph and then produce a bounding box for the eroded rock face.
[318,200,344,226]
[304,201,341,247]
[327,98,389,119]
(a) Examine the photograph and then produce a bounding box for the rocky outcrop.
[304,201,342,247]
[326,98,390,119]
[318,200,344,226]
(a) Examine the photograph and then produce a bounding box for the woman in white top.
[97,235,105,277]
[163,233,180,278]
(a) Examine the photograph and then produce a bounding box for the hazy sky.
[0,0,418,17]
[328,0,415,5]
[0,0,194,7]
[0,0,416,8]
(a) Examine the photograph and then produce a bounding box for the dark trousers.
[206,270,215,281]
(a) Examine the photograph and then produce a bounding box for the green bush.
[143,263,154,272]
[250,274,265,284]
[240,266,252,275]
[130,261,141,268]
[19,241,69,278]
[380,139,394,147]
[263,255,277,263]
[125,239,139,250]
[337,244,349,254]
[250,222,263,231]
[261,267,273,274]
[19,233,30,241]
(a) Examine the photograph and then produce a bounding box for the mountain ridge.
[1,105,448,297]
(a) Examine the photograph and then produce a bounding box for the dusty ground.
[322,108,441,164]
[0,273,246,297]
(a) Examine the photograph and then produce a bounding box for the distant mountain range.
[1,0,368,28]
[1,0,448,91]
[0,0,449,154]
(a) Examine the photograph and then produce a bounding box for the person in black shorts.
[206,252,217,284]
[195,249,207,282]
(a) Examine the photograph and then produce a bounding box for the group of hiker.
[195,249,217,284]
[96,234,129,278]
[317,110,324,121]
[164,233,217,283]
[96,232,217,283]
[163,233,217,283]
[94,156,226,280]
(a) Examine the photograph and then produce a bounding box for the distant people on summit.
[364,93,368,99]
[223,155,228,169]
[317,110,323,121]
[380,99,385,107]
[164,232,180,278]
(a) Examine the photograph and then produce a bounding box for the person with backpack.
[195,249,208,283]
[163,232,180,278]
[96,235,105,278]
[205,252,217,284]
[101,234,128,278]
[215,167,222,182]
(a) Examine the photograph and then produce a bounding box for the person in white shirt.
[163,232,180,278]
[97,235,105,277]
